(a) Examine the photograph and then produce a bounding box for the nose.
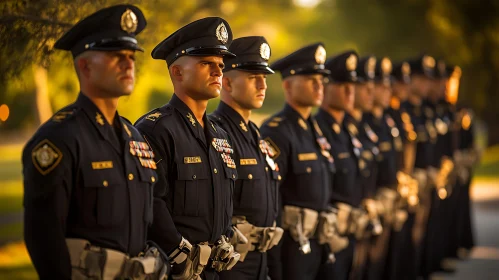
[258,77,267,90]
[121,56,134,71]
[212,65,223,77]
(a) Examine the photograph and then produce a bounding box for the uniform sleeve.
[136,122,182,253]
[22,132,74,280]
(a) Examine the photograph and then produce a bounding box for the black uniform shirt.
[210,101,280,227]
[260,104,334,212]
[23,93,156,279]
[135,94,236,253]
[315,109,361,207]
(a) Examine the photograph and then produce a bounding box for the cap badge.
[381,57,392,74]
[260,43,271,60]
[346,54,358,71]
[216,23,229,44]
[121,9,138,34]
[402,62,411,75]
[366,57,376,78]
[423,55,436,69]
[315,45,326,64]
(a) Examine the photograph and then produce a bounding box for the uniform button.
[306,167,312,173]
[278,175,282,181]
[192,175,197,180]
[248,174,253,180]
[151,177,156,183]
[128,173,134,181]
[103,180,109,187]
[214,168,218,174]
[265,167,269,172]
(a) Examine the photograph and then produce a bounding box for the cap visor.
[226,65,275,74]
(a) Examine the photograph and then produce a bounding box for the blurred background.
[0,0,498,279]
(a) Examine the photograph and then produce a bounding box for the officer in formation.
[209,36,283,280]
[22,5,168,280]
[23,4,477,280]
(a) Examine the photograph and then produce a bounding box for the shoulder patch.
[31,139,63,175]
[264,137,281,160]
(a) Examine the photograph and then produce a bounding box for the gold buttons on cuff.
[192,175,197,179]
[306,167,312,173]
[128,174,134,181]
[214,168,218,174]
[151,177,156,183]
[103,180,109,187]
[265,167,269,172]
[248,174,253,180]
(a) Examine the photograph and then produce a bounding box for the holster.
[334,202,352,236]
[375,187,398,225]
[66,238,168,280]
[282,205,319,254]
[348,208,371,240]
[230,216,283,262]
[172,243,211,280]
[316,211,349,253]
[210,236,240,272]
[363,199,383,236]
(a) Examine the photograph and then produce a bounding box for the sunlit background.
[1,0,498,279]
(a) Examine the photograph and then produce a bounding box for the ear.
[76,57,90,79]
[222,76,232,92]
[170,64,183,82]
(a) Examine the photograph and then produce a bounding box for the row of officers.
[22,4,478,280]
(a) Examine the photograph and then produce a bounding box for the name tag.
[338,152,350,159]
[240,158,258,165]
[184,157,202,164]
[298,153,318,161]
[92,161,113,169]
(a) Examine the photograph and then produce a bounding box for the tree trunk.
[33,64,52,126]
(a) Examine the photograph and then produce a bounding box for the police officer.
[260,43,337,280]
[404,54,438,278]
[134,17,240,280]
[22,5,168,279]
[315,50,365,280]
[363,56,404,280]
[209,36,283,280]
[345,55,382,280]
[384,60,420,280]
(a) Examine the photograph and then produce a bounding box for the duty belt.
[66,238,168,280]
[230,216,283,262]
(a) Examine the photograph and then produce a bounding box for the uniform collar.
[215,101,254,144]
[283,103,312,130]
[168,94,217,147]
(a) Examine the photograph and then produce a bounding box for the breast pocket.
[137,166,157,225]
[236,165,264,210]
[291,159,324,201]
[174,164,209,217]
[223,166,237,221]
[82,166,127,227]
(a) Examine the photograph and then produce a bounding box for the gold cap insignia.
[121,9,138,34]
[216,23,229,44]
[315,45,326,64]
[402,62,411,75]
[31,139,63,175]
[381,57,392,74]
[260,43,271,60]
[366,57,376,78]
[346,54,358,71]
[423,55,435,69]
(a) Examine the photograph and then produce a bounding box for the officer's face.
[176,56,225,100]
[410,75,430,98]
[392,82,409,101]
[286,74,324,107]
[355,82,374,112]
[374,83,392,109]
[225,70,267,110]
[84,50,136,97]
[324,82,355,111]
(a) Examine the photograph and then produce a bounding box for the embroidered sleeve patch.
[31,139,63,175]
